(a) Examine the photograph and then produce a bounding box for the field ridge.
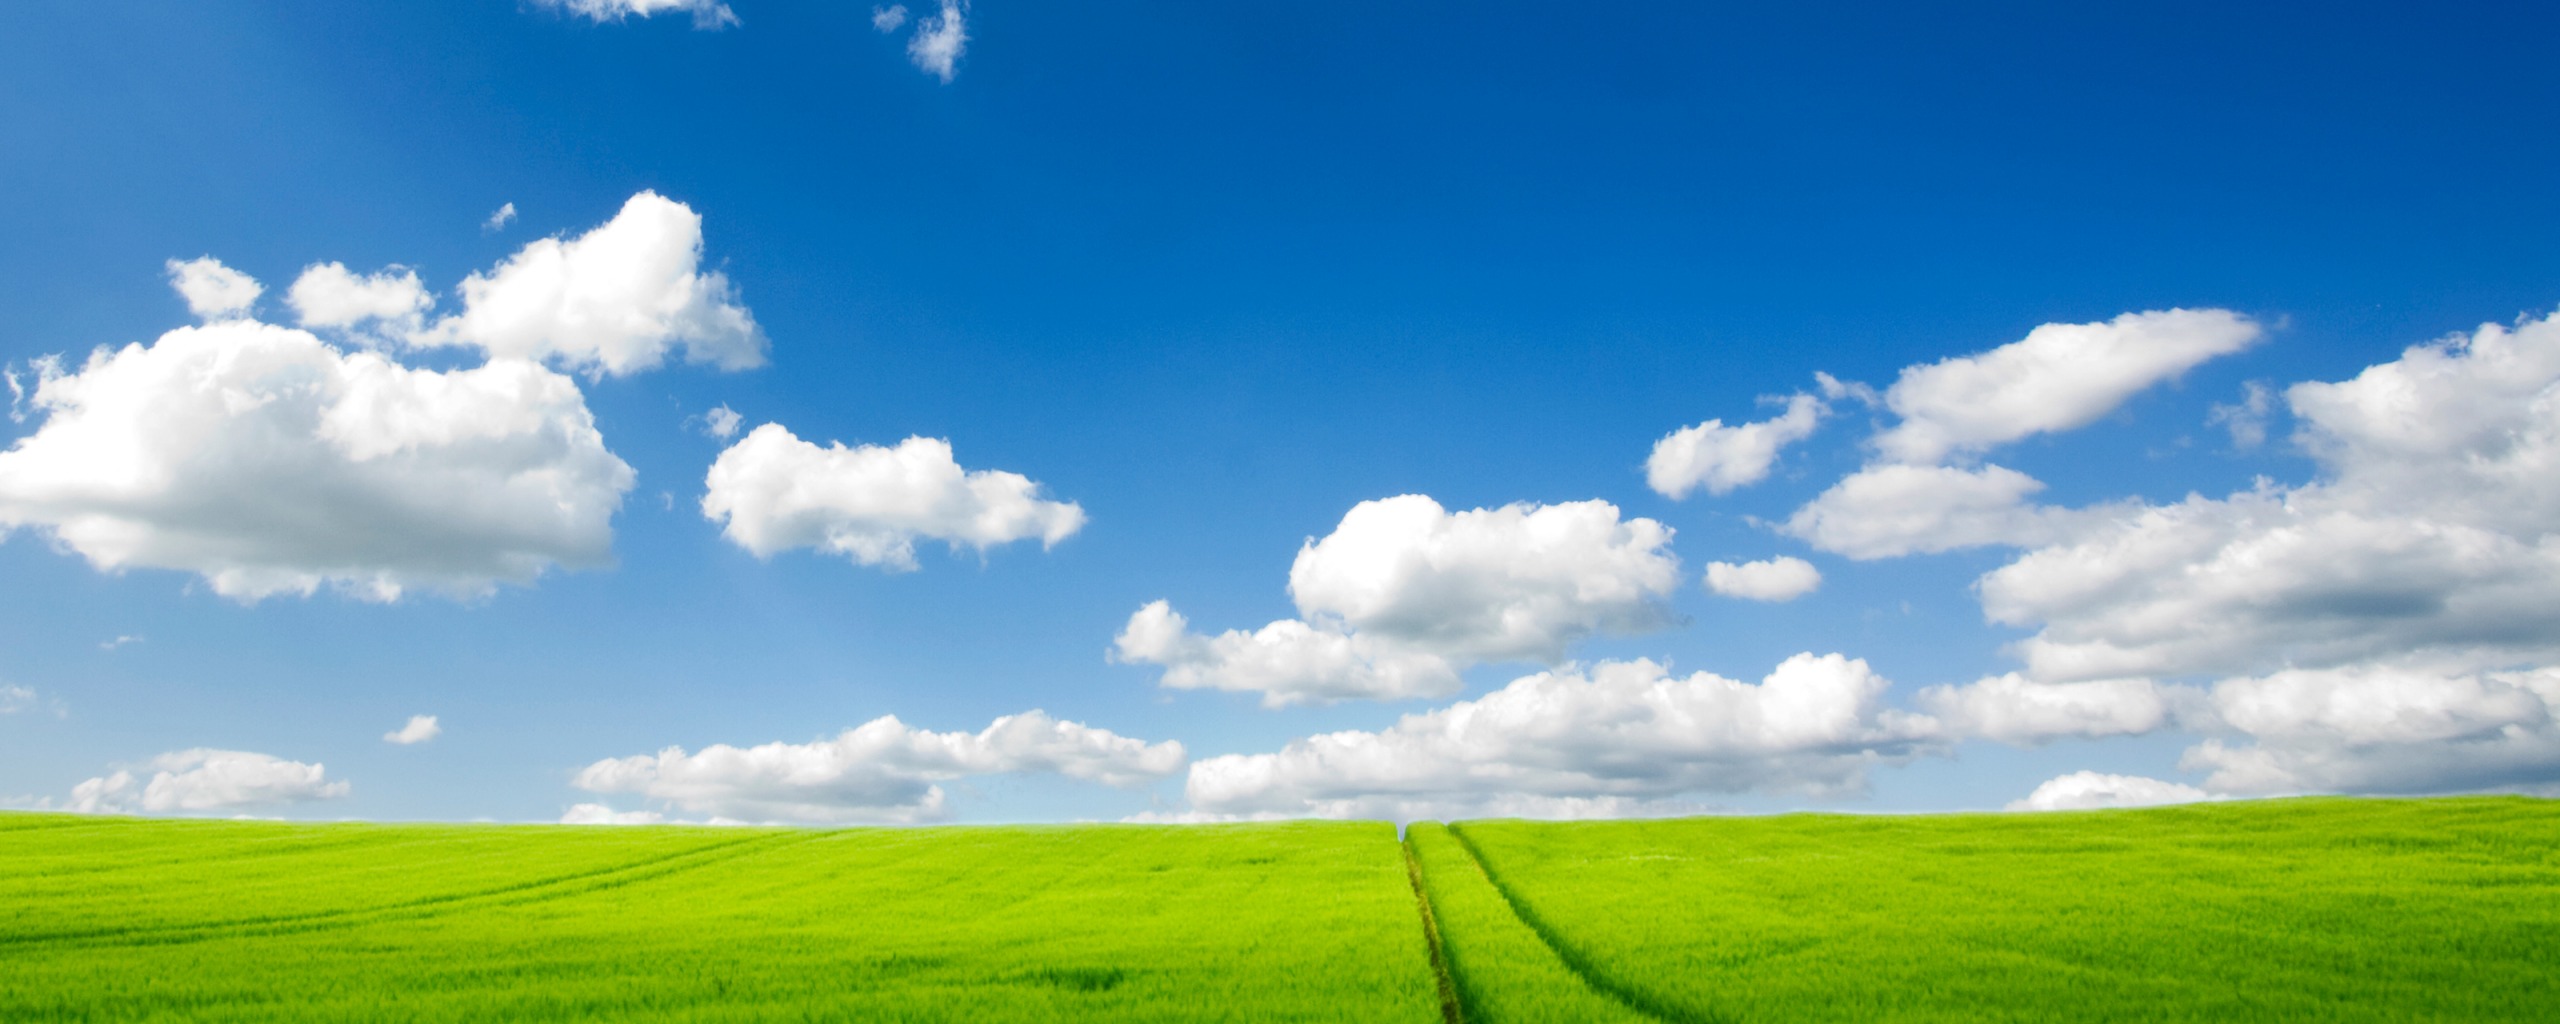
[1445,823,1727,1024]
[1401,837,1467,1024]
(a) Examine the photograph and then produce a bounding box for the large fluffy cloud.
[1872,309,2262,464]
[0,317,633,600]
[701,423,1085,571]
[416,192,766,377]
[535,0,738,30]
[1184,655,1940,819]
[65,749,349,815]
[2180,663,2560,795]
[572,711,1184,824]
[1914,673,2187,745]
[1114,495,1681,705]
[1646,393,1822,499]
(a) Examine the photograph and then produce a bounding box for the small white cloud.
[906,1,967,82]
[560,803,667,825]
[1115,495,1682,705]
[702,424,1084,571]
[1703,556,1821,602]
[871,4,908,32]
[0,685,35,715]
[1783,463,2117,560]
[535,0,738,30]
[701,404,742,439]
[416,191,767,377]
[2206,381,2275,449]
[2008,771,2213,812]
[64,749,349,815]
[98,635,143,652]
[287,263,432,333]
[484,202,518,232]
[1915,673,2187,746]
[165,257,262,321]
[573,710,1184,824]
[1872,309,2262,464]
[1646,393,1823,499]
[384,714,442,745]
[1185,654,1942,819]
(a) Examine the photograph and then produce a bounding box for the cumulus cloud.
[906,2,967,82]
[288,263,432,334]
[572,711,1184,824]
[2207,381,2275,449]
[1915,673,2188,745]
[65,749,349,815]
[165,257,261,320]
[384,715,442,745]
[871,4,908,32]
[0,319,633,601]
[700,404,742,439]
[1872,309,2262,464]
[1985,310,2560,684]
[535,0,738,30]
[702,424,1084,571]
[417,192,766,377]
[2178,663,2560,795]
[1703,556,1820,602]
[2007,771,2212,812]
[1115,495,1681,705]
[484,203,518,232]
[560,803,668,825]
[1646,393,1823,499]
[1783,463,2118,560]
[1184,655,1940,819]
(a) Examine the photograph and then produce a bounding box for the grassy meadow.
[3,797,2555,1021]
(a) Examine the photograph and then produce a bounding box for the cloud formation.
[535,0,738,30]
[906,1,967,82]
[65,749,349,814]
[417,192,766,377]
[0,315,633,601]
[572,711,1184,823]
[1914,673,2185,746]
[384,715,442,745]
[2007,771,2212,812]
[1646,393,1822,499]
[1115,495,1682,705]
[165,257,261,320]
[702,424,1085,571]
[1703,556,1820,602]
[288,262,432,334]
[0,685,35,714]
[1184,655,1939,819]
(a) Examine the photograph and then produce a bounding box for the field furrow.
[1406,822,1660,1024]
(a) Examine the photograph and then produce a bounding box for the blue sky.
[4,1,2559,823]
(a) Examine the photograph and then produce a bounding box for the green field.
[3,797,2555,1021]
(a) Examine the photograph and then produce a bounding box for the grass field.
[3,797,2555,1021]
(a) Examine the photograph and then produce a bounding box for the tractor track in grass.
[1445,825,1730,1024]
[1402,835,1466,1024]
[1,829,826,951]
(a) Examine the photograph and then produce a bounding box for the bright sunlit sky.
[5,1,2559,824]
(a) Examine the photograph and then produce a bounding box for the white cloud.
[1115,495,1681,705]
[906,1,966,82]
[701,404,742,439]
[535,0,738,30]
[572,711,1184,824]
[1915,673,2187,745]
[1186,655,1941,819]
[560,803,668,825]
[1111,601,1461,707]
[1983,310,2560,684]
[2206,381,2275,449]
[702,424,1085,571]
[0,685,34,714]
[287,263,431,333]
[2177,663,2560,795]
[99,635,142,652]
[2007,771,2212,812]
[1646,393,1823,499]
[1703,556,1820,602]
[484,203,518,232]
[384,714,442,745]
[871,4,908,32]
[0,319,634,601]
[165,257,261,321]
[1783,463,2115,560]
[65,749,349,815]
[417,192,766,378]
[1872,309,2262,464]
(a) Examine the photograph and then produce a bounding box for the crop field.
[3,797,2555,1021]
